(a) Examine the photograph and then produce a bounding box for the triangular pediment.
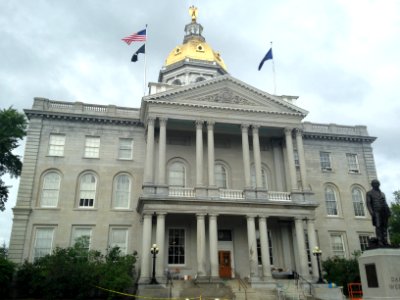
[144,75,308,117]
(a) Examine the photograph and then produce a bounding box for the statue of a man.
[366,179,391,247]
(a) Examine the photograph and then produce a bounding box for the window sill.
[348,171,361,175]
[36,207,61,210]
[326,215,344,219]
[46,155,64,158]
[74,208,98,211]
[117,158,133,161]
[83,157,100,159]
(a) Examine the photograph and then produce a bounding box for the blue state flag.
[258,48,273,71]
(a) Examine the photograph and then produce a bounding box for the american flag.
[122,29,147,45]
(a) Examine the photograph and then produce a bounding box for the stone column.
[140,214,153,279]
[272,139,284,191]
[196,120,204,187]
[246,215,259,278]
[307,219,319,279]
[294,217,309,277]
[144,117,155,184]
[155,213,166,278]
[252,125,263,189]
[207,121,215,186]
[259,216,272,279]
[196,214,207,276]
[158,118,168,185]
[284,128,297,190]
[209,214,219,278]
[295,128,308,190]
[241,124,251,188]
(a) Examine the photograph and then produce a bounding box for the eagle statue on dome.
[189,6,198,22]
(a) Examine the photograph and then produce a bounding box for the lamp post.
[312,246,324,284]
[150,243,159,284]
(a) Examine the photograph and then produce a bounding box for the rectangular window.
[109,228,128,254]
[320,152,332,170]
[346,153,360,173]
[33,227,55,260]
[330,233,346,258]
[256,230,273,265]
[294,150,300,167]
[118,138,133,160]
[359,234,371,252]
[48,134,65,156]
[84,136,100,158]
[218,230,232,241]
[168,228,185,265]
[71,227,92,250]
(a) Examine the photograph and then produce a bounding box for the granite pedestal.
[358,248,400,299]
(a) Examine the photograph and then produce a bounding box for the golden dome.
[164,37,227,71]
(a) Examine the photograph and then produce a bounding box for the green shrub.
[322,252,361,296]
[0,256,16,298]
[15,243,137,300]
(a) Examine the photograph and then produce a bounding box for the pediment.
[144,75,307,117]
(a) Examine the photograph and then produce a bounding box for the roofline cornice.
[144,74,308,115]
[303,132,377,143]
[145,99,306,117]
[24,109,143,126]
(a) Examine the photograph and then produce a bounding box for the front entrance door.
[218,251,232,278]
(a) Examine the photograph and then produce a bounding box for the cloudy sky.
[1,0,399,245]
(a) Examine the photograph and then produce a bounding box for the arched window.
[352,187,365,217]
[172,79,182,85]
[215,163,227,188]
[79,173,97,208]
[168,162,186,187]
[325,186,338,216]
[250,165,268,189]
[113,174,131,209]
[40,172,61,207]
[195,77,206,82]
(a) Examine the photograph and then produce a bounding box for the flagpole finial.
[189,6,198,22]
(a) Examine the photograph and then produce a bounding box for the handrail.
[296,272,315,297]
[237,277,248,300]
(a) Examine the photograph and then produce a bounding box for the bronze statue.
[366,179,391,247]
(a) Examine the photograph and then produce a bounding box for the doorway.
[218,250,232,278]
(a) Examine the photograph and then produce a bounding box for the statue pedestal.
[358,248,400,299]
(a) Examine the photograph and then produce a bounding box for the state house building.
[9,7,376,284]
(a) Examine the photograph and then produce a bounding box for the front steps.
[137,278,323,299]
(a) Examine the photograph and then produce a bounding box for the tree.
[322,251,361,296]
[0,107,27,211]
[389,190,400,246]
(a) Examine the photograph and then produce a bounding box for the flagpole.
[143,24,148,96]
[271,41,277,94]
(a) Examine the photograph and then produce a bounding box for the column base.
[244,188,256,199]
[143,184,156,194]
[155,184,169,195]
[195,186,208,197]
[207,187,219,198]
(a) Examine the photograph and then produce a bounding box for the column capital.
[284,127,294,136]
[208,213,219,218]
[195,119,204,128]
[207,120,215,129]
[294,128,303,136]
[156,212,167,216]
[196,213,207,217]
[258,215,269,220]
[159,117,168,126]
[241,123,250,131]
[294,216,305,222]
[252,124,260,132]
[147,116,156,126]
[246,214,257,220]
